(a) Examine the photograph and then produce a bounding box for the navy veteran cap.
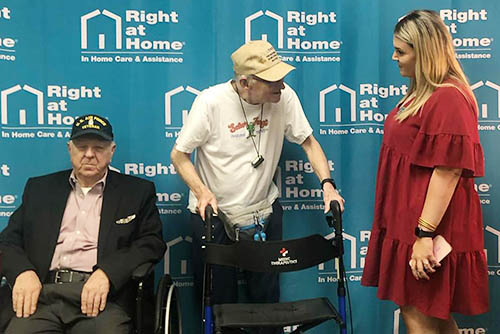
[70,114,113,141]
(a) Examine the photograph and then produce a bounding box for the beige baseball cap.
[231,40,295,82]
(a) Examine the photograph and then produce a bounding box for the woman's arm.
[410,166,462,280]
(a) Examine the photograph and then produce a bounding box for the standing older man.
[171,40,344,333]
[0,114,166,333]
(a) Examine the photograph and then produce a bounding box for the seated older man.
[0,114,166,333]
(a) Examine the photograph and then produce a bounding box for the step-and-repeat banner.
[1,1,498,333]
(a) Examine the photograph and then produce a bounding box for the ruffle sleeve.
[409,85,484,177]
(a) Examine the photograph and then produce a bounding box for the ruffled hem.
[409,132,484,177]
[361,233,489,319]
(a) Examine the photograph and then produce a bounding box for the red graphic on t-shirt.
[228,116,269,133]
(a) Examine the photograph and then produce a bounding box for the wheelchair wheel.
[155,275,182,334]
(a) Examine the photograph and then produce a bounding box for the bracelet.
[418,217,437,231]
[418,221,436,232]
[321,178,337,190]
[418,223,435,232]
[418,216,437,229]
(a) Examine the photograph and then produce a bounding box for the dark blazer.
[0,169,166,314]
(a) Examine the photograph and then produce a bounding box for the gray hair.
[233,72,248,81]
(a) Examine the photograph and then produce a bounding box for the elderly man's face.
[68,136,115,186]
[246,76,285,104]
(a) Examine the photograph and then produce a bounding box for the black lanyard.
[235,85,265,168]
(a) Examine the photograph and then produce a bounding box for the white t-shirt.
[175,80,313,215]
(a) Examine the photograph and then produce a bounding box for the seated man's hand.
[81,269,110,317]
[12,270,42,318]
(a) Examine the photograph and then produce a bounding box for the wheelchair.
[132,262,183,334]
[0,254,182,334]
[201,201,347,334]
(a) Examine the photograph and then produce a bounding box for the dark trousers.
[191,200,283,334]
[6,282,131,334]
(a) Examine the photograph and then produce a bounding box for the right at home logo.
[277,159,336,211]
[318,82,408,136]
[164,236,194,288]
[245,10,341,63]
[0,83,102,139]
[471,80,500,131]
[164,85,200,139]
[80,9,185,63]
[317,230,370,284]
[440,8,494,61]
[318,79,498,135]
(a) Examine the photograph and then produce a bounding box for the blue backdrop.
[1,1,498,333]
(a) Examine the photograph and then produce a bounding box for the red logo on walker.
[271,248,297,266]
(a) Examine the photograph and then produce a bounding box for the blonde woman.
[361,10,489,334]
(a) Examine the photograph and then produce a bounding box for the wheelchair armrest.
[0,276,13,333]
[133,263,156,333]
[131,262,155,281]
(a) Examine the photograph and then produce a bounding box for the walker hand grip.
[326,200,342,232]
[205,205,213,221]
[204,205,214,241]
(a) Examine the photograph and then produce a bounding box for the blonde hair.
[394,10,477,121]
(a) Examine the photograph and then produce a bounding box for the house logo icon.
[1,84,44,125]
[485,225,500,266]
[164,86,200,128]
[164,236,193,278]
[319,84,356,123]
[245,10,284,49]
[81,9,122,50]
[318,231,358,271]
[471,80,500,120]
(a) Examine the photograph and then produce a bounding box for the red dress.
[361,82,489,319]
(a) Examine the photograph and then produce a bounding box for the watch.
[321,178,337,189]
[414,226,435,238]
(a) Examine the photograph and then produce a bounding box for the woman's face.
[392,36,416,78]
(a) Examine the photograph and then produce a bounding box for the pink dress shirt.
[49,171,107,272]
